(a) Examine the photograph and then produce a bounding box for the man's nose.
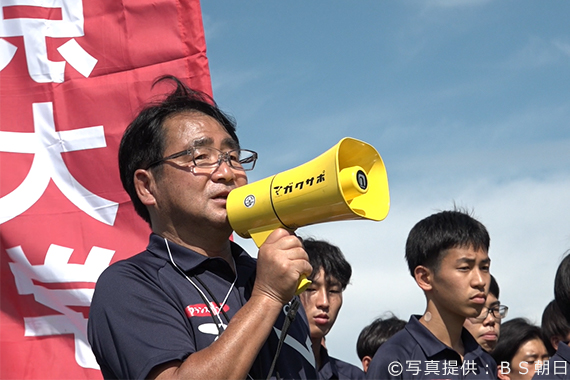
[211,158,236,181]
[482,311,496,325]
[316,289,330,309]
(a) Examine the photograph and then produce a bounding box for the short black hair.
[491,318,546,365]
[302,238,352,289]
[356,314,406,360]
[555,251,570,324]
[541,299,570,356]
[118,75,238,224]
[405,209,490,277]
[489,275,500,299]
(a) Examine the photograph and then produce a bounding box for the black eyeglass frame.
[470,305,509,322]
[145,147,258,171]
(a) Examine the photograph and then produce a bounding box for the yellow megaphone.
[227,137,390,294]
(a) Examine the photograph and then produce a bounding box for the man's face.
[463,293,501,352]
[149,112,247,232]
[430,246,490,319]
[500,338,549,380]
[300,268,343,342]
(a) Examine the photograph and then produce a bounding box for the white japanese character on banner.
[0,102,119,225]
[0,0,97,83]
[7,243,114,369]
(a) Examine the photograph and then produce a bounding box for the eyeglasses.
[469,305,509,322]
[146,147,258,171]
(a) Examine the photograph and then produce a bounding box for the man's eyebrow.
[456,257,476,264]
[191,137,239,149]
[456,257,491,265]
[192,137,213,147]
[222,137,240,149]
[327,279,342,287]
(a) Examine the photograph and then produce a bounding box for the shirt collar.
[556,342,570,363]
[407,315,486,359]
[146,233,253,274]
[318,345,337,379]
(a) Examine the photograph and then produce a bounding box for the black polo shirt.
[318,345,365,380]
[88,233,317,379]
[532,342,570,379]
[366,315,497,379]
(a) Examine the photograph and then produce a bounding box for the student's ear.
[497,364,511,380]
[361,356,372,374]
[134,169,157,207]
[551,335,561,351]
[414,265,433,292]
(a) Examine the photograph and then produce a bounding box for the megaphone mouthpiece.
[339,165,368,201]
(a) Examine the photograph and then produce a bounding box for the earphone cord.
[165,238,228,334]
[193,274,233,323]
[266,297,301,380]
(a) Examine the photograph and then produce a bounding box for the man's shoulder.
[329,356,365,379]
[366,328,415,380]
[371,326,419,364]
[99,248,157,276]
[92,248,167,302]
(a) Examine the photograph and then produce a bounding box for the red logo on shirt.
[185,302,230,318]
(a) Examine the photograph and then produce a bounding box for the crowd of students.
[304,210,570,380]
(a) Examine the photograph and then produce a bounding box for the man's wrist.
[249,290,290,311]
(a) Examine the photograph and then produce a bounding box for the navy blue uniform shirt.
[532,342,570,380]
[318,344,365,380]
[366,315,497,379]
[88,233,317,379]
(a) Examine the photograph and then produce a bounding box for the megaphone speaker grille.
[356,169,367,190]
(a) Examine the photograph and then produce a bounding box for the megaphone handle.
[249,229,312,296]
[296,275,312,295]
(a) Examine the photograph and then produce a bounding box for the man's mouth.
[314,314,329,326]
[212,190,230,202]
[481,331,497,341]
[471,293,486,304]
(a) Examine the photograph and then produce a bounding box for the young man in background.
[366,210,496,379]
[300,238,365,380]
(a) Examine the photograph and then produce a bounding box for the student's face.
[430,246,490,319]
[300,268,343,342]
[144,113,247,231]
[463,293,501,352]
[497,338,549,380]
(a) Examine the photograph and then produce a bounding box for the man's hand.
[253,228,313,305]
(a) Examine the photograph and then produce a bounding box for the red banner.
[0,0,211,378]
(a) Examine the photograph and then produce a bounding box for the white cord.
[165,239,256,380]
[165,238,237,332]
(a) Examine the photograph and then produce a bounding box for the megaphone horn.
[227,137,390,293]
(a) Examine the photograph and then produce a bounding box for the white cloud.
[426,0,494,9]
[553,39,570,58]
[210,68,264,97]
[504,36,570,70]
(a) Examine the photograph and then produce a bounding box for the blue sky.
[201,1,570,367]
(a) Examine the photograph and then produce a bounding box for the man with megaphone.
[88,76,317,380]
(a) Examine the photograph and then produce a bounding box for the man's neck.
[311,340,326,370]
[419,302,466,357]
[155,224,235,270]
